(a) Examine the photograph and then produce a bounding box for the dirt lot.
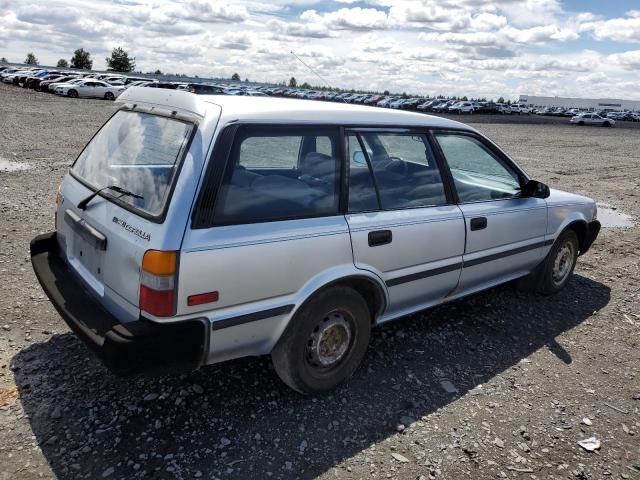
[0,83,639,480]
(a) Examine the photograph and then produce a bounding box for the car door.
[75,81,91,97]
[433,131,547,297]
[93,81,107,97]
[344,130,465,321]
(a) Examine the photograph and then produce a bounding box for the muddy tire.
[271,286,371,395]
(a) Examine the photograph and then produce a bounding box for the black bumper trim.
[210,304,294,331]
[30,232,208,377]
[579,220,601,256]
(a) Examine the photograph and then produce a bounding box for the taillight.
[139,250,177,317]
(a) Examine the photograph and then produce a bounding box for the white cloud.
[580,11,640,43]
[0,0,638,99]
[608,50,640,70]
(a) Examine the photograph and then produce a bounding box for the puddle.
[597,204,634,228]
[0,158,32,172]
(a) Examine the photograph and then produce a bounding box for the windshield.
[72,111,194,217]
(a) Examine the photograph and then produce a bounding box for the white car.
[31,90,600,394]
[48,78,85,92]
[55,79,126,100]
[510,104,531,114]
[449,102,475,114]
[1,68,30,83]
[101,76,126,86]
[570,113,614,127]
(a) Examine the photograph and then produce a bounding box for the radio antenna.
[290,50,347,103]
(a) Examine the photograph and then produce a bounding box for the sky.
[1,0,640,100]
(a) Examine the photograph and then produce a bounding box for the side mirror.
[523,179,550,199]
[353,151,367,165]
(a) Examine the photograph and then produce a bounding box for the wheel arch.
[554,219,590,255]
[290,266,388,324]
[316,274,387,322]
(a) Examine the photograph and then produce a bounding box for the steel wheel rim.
[552,241,574,285]
[306,311,353,370]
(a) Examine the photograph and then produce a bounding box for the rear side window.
[72,111,193,217]
[348,132,447,211]
[212,126,340,225]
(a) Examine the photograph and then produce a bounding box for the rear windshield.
[72,111,193,217]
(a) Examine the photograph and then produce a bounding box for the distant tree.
[0,57,8,63]
[288,76,297,87]
[231,72,240,81]
[56,59,69,68]
[244,77,248,82]
[383,90,389,95]
[300,82,311,89]
[25,52,38,65]
[497,96,505,103]
[105,47,136,72]
[461,96,468,101]
[70,48,93,70]
[154,69,162,75]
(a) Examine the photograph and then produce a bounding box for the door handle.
[470,217,487,231]
[368,230,392,247]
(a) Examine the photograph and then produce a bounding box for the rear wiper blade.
[77,185,144,210]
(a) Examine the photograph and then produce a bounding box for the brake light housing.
[139,250,178,317]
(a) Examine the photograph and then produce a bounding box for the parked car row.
[0,66,272,101]
[3,65,639,121]
[534,106,640,121]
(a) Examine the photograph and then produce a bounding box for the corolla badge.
[112,216,151,242]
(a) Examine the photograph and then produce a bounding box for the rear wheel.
[578,121,584,125]
[104,92,115,100]
[603,121,611,127]
[67,89,78,98]
[271,286,371,395]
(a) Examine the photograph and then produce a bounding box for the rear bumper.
[580,220,601,255]
[30,232,208,377]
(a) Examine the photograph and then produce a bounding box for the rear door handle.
[368,230,392,247]
[470,217,487,231]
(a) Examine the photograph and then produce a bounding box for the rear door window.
[71,110,194,217]
[212,126,341,225]
[348,132,447,211]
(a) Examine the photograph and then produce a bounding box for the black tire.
[578,121,584,125]
[271,286,371,395]
[104,92,115,100]
[516,229,579,294]
[540,230,579,294]
[67,89,78,98]
[603,121,611,127]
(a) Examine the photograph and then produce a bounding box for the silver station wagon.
[31,89,600,394]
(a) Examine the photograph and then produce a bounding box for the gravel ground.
[0,83,639,480]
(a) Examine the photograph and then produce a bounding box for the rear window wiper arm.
[77,185,144,210]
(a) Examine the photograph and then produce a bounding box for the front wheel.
[104,92,115,100]
[516,229,579,294]
[540,230,579,294]
[602,121,611,127]
[271,286,371,395]
[67,89,78,98]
